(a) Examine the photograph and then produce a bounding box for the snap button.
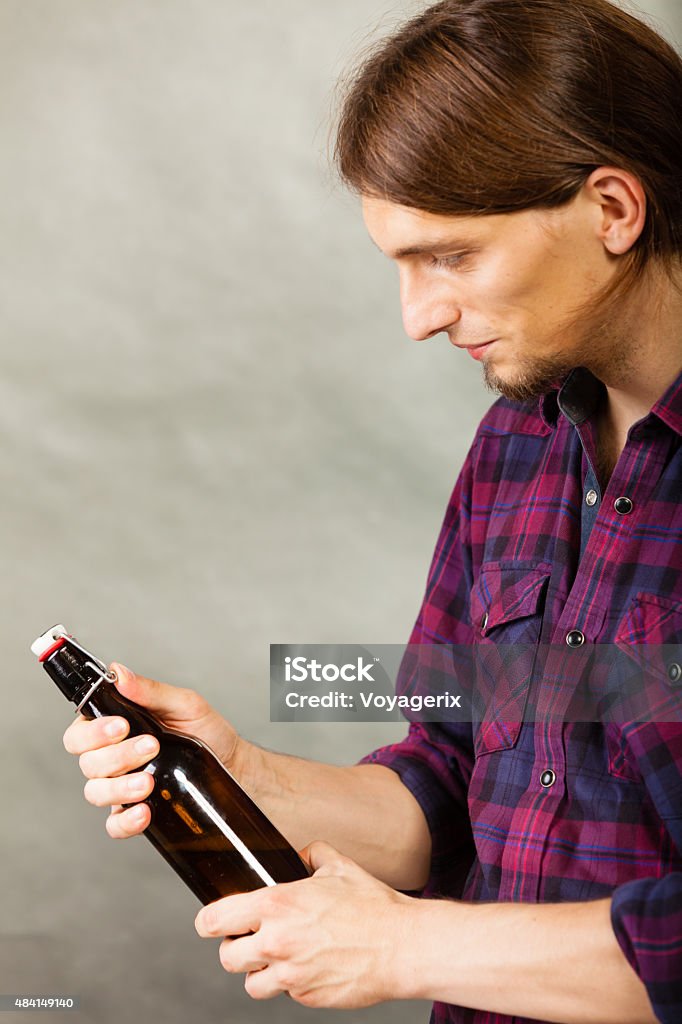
[668,663,682,684]
[614,497,633,515]
[540,769,556,788]
[481,611,489,631]
[585,489,598,507]
[566,630,585,648]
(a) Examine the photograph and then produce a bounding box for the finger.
[244,967,286,1001]
[111,663,204,718]
[195,890,266,939]
[78,733,160,780]
[298,840,345,874]
[218,934,268,975]
[105,803,151,839]
[63,715,130,756]
[84,770,155,808]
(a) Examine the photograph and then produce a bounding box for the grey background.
[2,2,680,1022]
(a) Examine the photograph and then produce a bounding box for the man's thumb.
[109,662,173,714]
[299,840,343,874]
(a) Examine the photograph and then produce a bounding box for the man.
[63,1,682,1021]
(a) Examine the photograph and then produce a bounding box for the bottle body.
[37,631,309,904]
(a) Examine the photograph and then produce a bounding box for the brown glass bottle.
[32,626,310,904]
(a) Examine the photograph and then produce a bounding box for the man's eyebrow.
[374,238,474,259]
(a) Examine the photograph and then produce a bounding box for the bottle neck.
[42,645,106,708]
[42,647,162,737]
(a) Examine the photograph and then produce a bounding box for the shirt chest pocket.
[606,593,682,786]
[469,562,552,756]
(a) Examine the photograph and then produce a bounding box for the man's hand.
[194,840,415,1009]
[62,664,433,889]
[63,663,242,839]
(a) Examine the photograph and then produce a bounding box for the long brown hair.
[334,0,682,283]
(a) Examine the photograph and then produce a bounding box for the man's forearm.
[394,896,656,1024]
[231,738,431,890]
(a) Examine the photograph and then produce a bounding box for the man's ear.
[583,166,647,255]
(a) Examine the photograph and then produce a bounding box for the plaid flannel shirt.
[361,365,682,1024]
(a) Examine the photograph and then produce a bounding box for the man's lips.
[451,339,499,361]
[452,339,497,350]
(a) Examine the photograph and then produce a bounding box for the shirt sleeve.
[610,870,682,1024]
[609,723,682,1024]
[359,439,480,897]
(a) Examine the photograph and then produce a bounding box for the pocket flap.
[614,593,682,704]
[470,562,552,637]
[615,593,682,646]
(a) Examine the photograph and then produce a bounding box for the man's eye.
[430,252,469,269]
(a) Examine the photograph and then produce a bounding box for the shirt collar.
[538,367,603,429]
[651,365,682,435]
[538,364,682,436]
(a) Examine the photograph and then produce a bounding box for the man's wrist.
[388,894,447,1002]
[224,733,258,784]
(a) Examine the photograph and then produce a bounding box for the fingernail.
[130,805,147,823]
[105,719,127,738]
[129,775,149,794]
[112,663,130,684]
[135,736,158,755]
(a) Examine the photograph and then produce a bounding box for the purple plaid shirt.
[361,366,682,1024]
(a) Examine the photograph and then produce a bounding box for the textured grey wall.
[2,2,680,1023]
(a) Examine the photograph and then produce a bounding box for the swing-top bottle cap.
[31,624,69,661]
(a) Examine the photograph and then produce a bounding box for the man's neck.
[597,266,682,445]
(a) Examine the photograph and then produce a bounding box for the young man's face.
[362,193,623,402]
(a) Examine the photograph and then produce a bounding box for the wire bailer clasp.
[74,659,118,714]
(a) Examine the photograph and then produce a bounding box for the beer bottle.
[31,625,310,904]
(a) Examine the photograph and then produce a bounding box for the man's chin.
[482,361,575,403]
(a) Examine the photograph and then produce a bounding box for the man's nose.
[399,268,461,342]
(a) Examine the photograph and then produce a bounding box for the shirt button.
[668,663,682,684]
[481,612,489,631]
[540,769,556,788]
[614,496,633,515]
[566,630,585,648]
[585,489,599,507]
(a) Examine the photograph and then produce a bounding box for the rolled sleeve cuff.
[359,724,474,898]
[611,872,682,1024]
